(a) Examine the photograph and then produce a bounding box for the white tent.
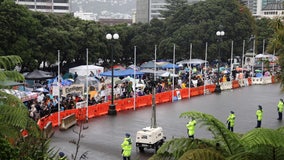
[158,71,179,77]
[69,65,104,76]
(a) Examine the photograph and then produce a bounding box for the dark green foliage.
[0,137,19,160]
[150,111,284,160]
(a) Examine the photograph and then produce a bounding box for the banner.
[52,86,60,96]
[76,101,87,108]
[62,84,84,96]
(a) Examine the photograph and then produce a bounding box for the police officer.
[58,152,67,160]
[256,105,263,128]
[226,111,235,132]
[186,117,197,139]
[277,98,283,120]
[121,133,132,160]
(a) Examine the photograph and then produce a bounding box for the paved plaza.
[51,83,284,160]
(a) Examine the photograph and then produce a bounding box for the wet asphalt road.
[50,83,284,160]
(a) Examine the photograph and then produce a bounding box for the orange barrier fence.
[124,98,134,110]
[248,77,252,86]
[96,102,109,116]
[157,91,172,104]
[136,95,152,108]
[190,87,200,97]
[180,88,189,99]
[38,80,279,130]
[232,80,240,89]
[205,84,216,93]
[88,105,97,118]
[114,99,124,112]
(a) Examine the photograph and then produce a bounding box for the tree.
[161,0,188,18]
[149,111,284,160]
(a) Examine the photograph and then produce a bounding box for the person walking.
[277,98,283,120]
[226,111,235,132]
[256,105,263,128]
[186,118,197,139]
[121,133,132,160]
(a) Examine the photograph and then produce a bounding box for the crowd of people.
[25,64,278,121]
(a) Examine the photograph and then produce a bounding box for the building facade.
[136,0,206,23]
[15,0,70,14]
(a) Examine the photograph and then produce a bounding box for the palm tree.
[149,111,284,160]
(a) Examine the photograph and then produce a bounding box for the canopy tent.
[140,69,166,74]
[119,69,144,77]
[99,70,125,77]
[162,63,180,69]
[0,89,38,102]
[69,65,104,76]
[255,54,278,62]
[158,71,179,77]
[140,60,164,69]
[24,70,54,80]
[99,69,144,77]
[176,59,208,66]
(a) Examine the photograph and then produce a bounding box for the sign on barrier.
[176,90,182,100]
[76,101,87,108]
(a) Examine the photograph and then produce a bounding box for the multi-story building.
[241,0,284,18]
[15,0,70,14]
[136,0,206,23]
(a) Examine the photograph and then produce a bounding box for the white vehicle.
[136,126,166,152]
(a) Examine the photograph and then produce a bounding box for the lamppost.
[215,28,225,93]
[106,33,119,115]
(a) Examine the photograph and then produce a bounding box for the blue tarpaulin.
[162,63,180,69]
[100,69,144,77]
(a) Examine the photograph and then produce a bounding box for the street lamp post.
[106,33,119,115]
[215,29,225,93]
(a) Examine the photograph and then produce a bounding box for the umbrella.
[35,87,49,93]
[159,72,179,77]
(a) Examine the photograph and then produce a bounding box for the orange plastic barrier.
[232,80,240,89]
[271,76,275,83]
[97,102,110,116]
[160,91,172,103]
[205,84,216,93]
[37,116,50,130]
[180,88,189,99]
[248,77,252,85]
[114,99,124,112]
[190,87,199,97]
[76,108,86,121]
[197,86,204,95]
[136,95,152,108]
[87,105,96,118]
[124,98,134,110]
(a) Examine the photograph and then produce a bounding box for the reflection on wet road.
[51,84,284,160]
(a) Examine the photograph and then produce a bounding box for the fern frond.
[0,55,22,70]
[180,111,245,155]
[241,128,284,148]
[179,148,225,160]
